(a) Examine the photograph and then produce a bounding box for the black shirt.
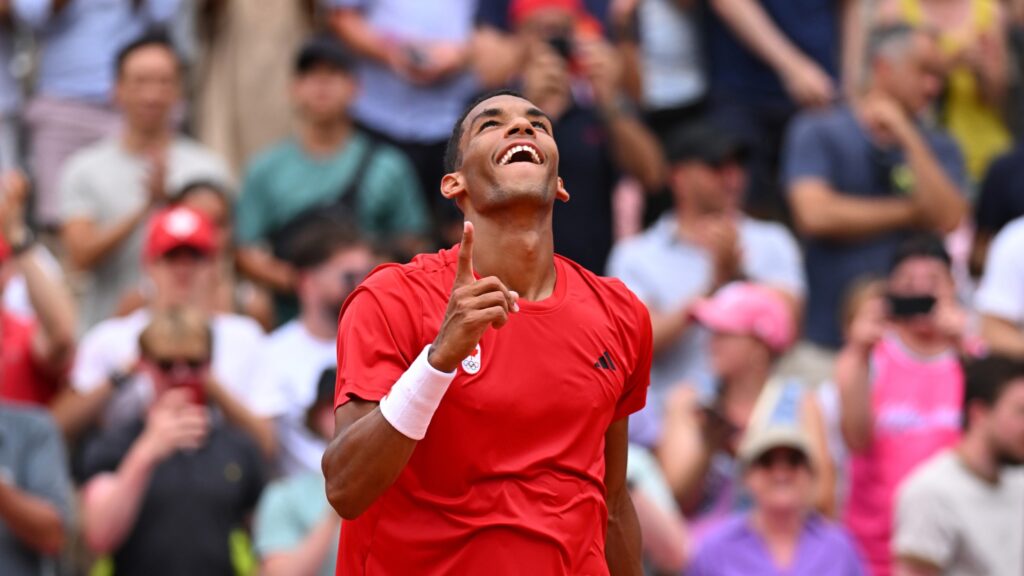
[80,419,266,576]
[976,146,1024,235]
[552,105,620,275]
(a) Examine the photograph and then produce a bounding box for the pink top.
[844,334,963,576]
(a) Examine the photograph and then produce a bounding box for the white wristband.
[379,345,457,440]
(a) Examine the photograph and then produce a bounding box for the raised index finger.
[455,220,475,287]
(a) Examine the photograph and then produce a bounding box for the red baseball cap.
[0,236,11,263]
[143,206,217,262]
[509,0,603,34]
[691,282,796,354]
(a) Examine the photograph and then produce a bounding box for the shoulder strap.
[336,137,380,211]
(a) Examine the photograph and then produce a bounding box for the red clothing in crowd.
[334,247,652,575]
[0,311,61,406]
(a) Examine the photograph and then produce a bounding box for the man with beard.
[894,355,1024,576]
[249,216,374,476]
[322,90,653,574]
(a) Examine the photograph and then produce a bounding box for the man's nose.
[505,117,535,137]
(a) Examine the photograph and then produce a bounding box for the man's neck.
[468,210,557,302]
[301,309,338,342]
[300,120,351,157]
[121,127,172,154]
[956,432,1002,485]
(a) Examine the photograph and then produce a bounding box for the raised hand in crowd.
[693,216,742,291]
[137,388,210,461]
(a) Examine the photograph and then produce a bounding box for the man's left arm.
[605,418,642,576]
[579,41,666,191]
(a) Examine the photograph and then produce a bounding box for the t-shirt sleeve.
[975,222,1024,323]
[744,224,807,298]
[70,325,116,393]
[253,482,304,558]
[615,295,652,421]
[363,148,430,237]
[781,113,834,189]
[335,272,422,408]
[23,412,75,527]
[235,162,271,246]
[893,477,957,568]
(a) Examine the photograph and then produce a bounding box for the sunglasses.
[151,358,210,374]
[753,448,809,470]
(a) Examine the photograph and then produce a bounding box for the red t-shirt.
[334,247,652,575]
[0,311,60,406]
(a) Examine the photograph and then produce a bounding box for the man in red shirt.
[323,90,653,575]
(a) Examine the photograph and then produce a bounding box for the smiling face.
[441,94,568,216]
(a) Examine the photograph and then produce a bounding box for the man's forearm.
[710,0,809,77]
[901,130,966,233]
[328,8,392,66]
[82,439,158,554]
[606,490,643,576]
[980,315,1024,358]
[790,181,919,240]
[650,307,691,354]
[17,246,76,366]
[0,480,65,555]
[63,208,149,271]
[602,110,666,191]
[50,385,114,440]
[236,247,296,294]
[836,345,873,453]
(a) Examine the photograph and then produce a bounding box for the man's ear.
[441,172,467,203]
[556,176,570,203]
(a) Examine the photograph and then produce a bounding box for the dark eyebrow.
[469,108,503,131]
[468,106,553,131]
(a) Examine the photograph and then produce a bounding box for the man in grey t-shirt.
[894,356,1024,576]
[58,32,230,331]
[0,404,74,576]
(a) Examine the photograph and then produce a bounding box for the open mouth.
[498,143,544,166]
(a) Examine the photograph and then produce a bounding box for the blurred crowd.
[2,0,1024,575]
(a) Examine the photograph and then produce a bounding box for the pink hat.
[692,282,795,354]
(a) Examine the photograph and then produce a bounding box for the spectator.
[783,23,966,357]
[0,4,19,173]
[249,216,373,476]
[78,306,265,576]
[705,0,862,220]
[970,144,1024,277]
[617,0,707,144]
[0,403,74,576]
[976,215,1024,357]
[687,379,865,576]
[116,179,275,329]
[0,171,76,406]
[893,355,1024,576]
[51,206,271,458]
[58,31,232,331]
[627,444,689,574]
[878,0,1012,181]
[608,121,804,439]
[835,235,968,576]
[326,0,478,242]
[11,0,181,227]
[235,35,427,326]
[511,0,664,273]
[193,0,315,173]
[655,283,829,540]
[253,368,340,576]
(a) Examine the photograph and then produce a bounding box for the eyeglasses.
[753,448,809,470]
[151,358,210,374]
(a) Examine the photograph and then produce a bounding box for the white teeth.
[499,145,542,165]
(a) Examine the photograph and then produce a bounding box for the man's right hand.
[145,152,168,208]
[860,93,915,146]
[139,389,209,462]
[781,56,835,109]
[428,222,519,373]
[847,295,887,355]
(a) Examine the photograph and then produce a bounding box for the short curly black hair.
[444,89,526,173]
